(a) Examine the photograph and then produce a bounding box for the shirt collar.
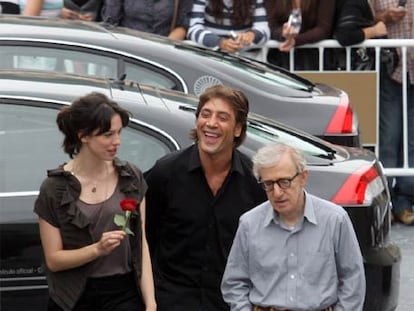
[187,144,246,176]
[264,190,318,227]
[303,191,317,225]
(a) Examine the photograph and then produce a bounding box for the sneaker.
[394,209,414,226]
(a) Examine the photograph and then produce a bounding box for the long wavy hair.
[209,0,255,26]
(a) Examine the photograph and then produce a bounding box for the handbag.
[334,13,399,74]
[352,46,399,75]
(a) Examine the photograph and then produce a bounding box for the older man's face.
[259,152,308,217]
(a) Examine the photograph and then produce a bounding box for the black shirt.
[145,144,267,311]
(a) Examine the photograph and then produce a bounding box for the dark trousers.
[253,306,333,311]
[48,272,144,311]
[379,72,414,214]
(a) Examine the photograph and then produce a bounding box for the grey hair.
[252,143,307,180]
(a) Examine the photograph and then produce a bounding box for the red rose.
[120,198,138,212]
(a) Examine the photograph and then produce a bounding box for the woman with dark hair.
[34,92,156,311]
[265,0,335,70]
[187,0,270,56]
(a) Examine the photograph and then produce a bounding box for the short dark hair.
[190,85,249,148]
[56,92,131,158]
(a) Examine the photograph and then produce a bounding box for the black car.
[0,15,360,147]
[0,71,399,311]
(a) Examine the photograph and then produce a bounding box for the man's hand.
[384,7,407,23]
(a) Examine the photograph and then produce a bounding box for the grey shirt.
[101,0,193,36]
[221,191,366,311]
[78,184,131,277]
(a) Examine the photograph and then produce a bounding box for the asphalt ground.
[390,222,414,311]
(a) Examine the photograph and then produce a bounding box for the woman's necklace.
[71,162,109,194]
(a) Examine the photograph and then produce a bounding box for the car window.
[124,61,182,91]
[0,104,66,193]
[0,103,172,193]
[117,125,172,173]
[0,46,117,78]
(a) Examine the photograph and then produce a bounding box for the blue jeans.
[379,72,414,214]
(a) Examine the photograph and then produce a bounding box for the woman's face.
[81,114,123,161]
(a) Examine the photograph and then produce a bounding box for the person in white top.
[19,0,63,17]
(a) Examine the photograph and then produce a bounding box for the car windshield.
[172,103,337,162]
[246,119,336,162]
[175,42,313,92]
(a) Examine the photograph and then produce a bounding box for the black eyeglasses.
[258,172,300,192]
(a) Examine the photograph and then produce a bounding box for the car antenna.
[110,73,127,89]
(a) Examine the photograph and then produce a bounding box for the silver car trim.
[128,116,181,150]
[1,277,46,282]
[0,285,48,291]
[0,191,39,197]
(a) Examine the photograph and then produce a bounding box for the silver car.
[0,15,360,147]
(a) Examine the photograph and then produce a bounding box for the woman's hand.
[60,7,81,19]
[282,22,299,40]
[238,31,255,47]
[279,37,296,52]
[219,38,241,53]
[95,230,126,256]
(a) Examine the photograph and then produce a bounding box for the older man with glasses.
[221,142,366,311]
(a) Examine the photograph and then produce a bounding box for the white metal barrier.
[256,39,414,178]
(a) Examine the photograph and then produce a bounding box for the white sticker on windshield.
[193,75,222,96]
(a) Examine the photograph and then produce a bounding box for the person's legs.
[379,73,414,224]
[393,81,414,222]
[75,273,144,311]
[379,74,403,169]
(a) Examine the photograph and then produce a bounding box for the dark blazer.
[333,0,375,46]
[0,1,20,14]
